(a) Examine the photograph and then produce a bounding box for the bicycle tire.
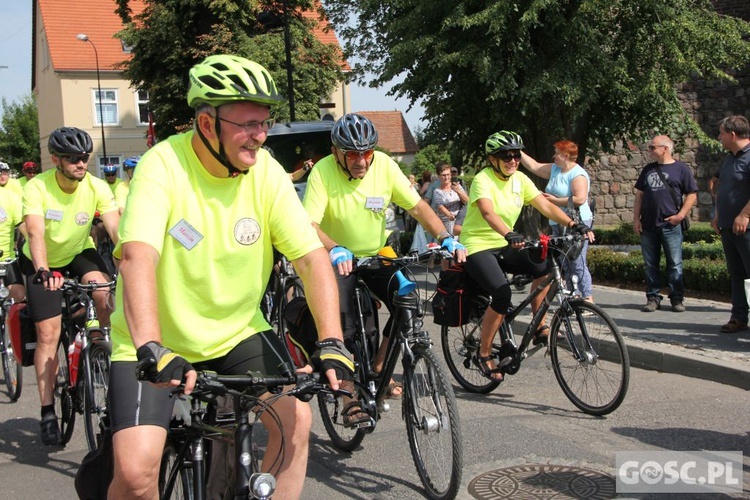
[549,300,630,416]
[1,320,22,401]
[316,385,369,452]
[440,319,500,394]
[82,339,111,452]
[404,346,463,500]
[159,443,194,500]
[55,343,76,445]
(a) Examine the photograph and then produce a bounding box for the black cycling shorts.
[108,330,292,433]
[336,265,400,339]
[464,245,549,314]
[20,248,111,322]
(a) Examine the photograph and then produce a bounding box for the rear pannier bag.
[432,264,473,326]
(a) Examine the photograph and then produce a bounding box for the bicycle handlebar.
[355,246,453,270]
[174,368,351,402]
[61,279,116,293]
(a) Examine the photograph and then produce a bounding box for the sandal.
[341,400,372,428]
[40,413,60,446]
[532,325,551,346]
[384,380,403,399]
[477,354,503,381]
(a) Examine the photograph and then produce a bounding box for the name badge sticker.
[512,178,521,194]
[0,207,7,222]
[46,209,64,221]
[365,197,385,210]
[169,219,204,250]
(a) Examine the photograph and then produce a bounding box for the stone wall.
[585,0,750,227]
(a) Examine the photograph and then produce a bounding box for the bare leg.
[34,315,62,406]
[109,425,166,500]
[478,308,505,381]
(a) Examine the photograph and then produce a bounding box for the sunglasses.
[61,154,90,164]
[342,149,375,162]
[648,145,667,150]
[496,151,522,162]
[105,173,117,177]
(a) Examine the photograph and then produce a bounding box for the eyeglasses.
[217,117,275,134]
[496,151,522,162]
[341,149,375,162]
[61,154,90,164]
[648,145,667,150]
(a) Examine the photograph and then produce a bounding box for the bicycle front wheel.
[82,340,111,451]
[404,346,462,500]
[1,321,22,401]
[550,300,630,416]
[55,343,76,445]
[159,443,194,500]
[316,386,369,452]
[441,319,500,394]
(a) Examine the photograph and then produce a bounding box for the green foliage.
[115,0,342,137]
[0,95,40,172]
[411,144,450,175]
[592,222,641,245]
[324,0,750,163]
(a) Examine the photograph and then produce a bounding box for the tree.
[115,0,344,139]
[323,0,750,163]
[0,94,40,173]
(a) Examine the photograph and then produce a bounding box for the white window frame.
[97,155,122,179]
[135,90,150,126]
[94,89,119,127]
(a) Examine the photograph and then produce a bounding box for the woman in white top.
[521,140,594,301]
[431,163,468,235]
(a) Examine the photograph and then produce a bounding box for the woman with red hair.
[521,140,595,301]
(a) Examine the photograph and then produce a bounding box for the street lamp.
[76,34,107,165]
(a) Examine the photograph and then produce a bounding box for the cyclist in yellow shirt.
[0,186,26,303]
[304,113,465,418]
[19,161,40,188]
[114,155,139,214]
[20,127,119,445]
[105,55,352,499]
[461,131,592,381]
[0,162,24,199]
[102,164,122,195]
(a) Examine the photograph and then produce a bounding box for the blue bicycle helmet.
[331,114,378,151]
[122,156,140,170]
[102,165,118,175]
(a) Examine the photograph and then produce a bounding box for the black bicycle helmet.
[331,114,379,151]
[48,127,93,156]
[485,130,525,155]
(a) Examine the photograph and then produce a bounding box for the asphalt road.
[1,350,748,499]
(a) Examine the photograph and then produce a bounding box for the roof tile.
[357,111,419,155]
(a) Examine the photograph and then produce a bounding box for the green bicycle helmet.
[485,130,525,155]
[187,54,283,108]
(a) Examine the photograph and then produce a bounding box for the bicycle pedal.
[377,401,391,413]
[352,418,376,429]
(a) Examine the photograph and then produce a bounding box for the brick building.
[588,0,750,226]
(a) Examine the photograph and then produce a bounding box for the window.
[136,90,150,125]
[94,89,119,126]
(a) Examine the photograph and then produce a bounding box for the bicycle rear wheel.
[550,300,630,416]
[159,443,194,500]
[55,343,76,445]
[1,321,22,401]
[82,339,111,451]
[404,346,462,500]
[440,319,500,394]
[316,385,369,452]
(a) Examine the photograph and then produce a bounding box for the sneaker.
[641,297,661,312]
[671,300,685,313]
[40,413,60,446]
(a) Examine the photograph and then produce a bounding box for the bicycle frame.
[483,237,597,366]
[161,370,328,500]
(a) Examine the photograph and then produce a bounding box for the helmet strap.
[335,155,357,181]
[195,110,247,178]
[490,158,512,181]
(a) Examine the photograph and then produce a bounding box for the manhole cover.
[468,464,616,499]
